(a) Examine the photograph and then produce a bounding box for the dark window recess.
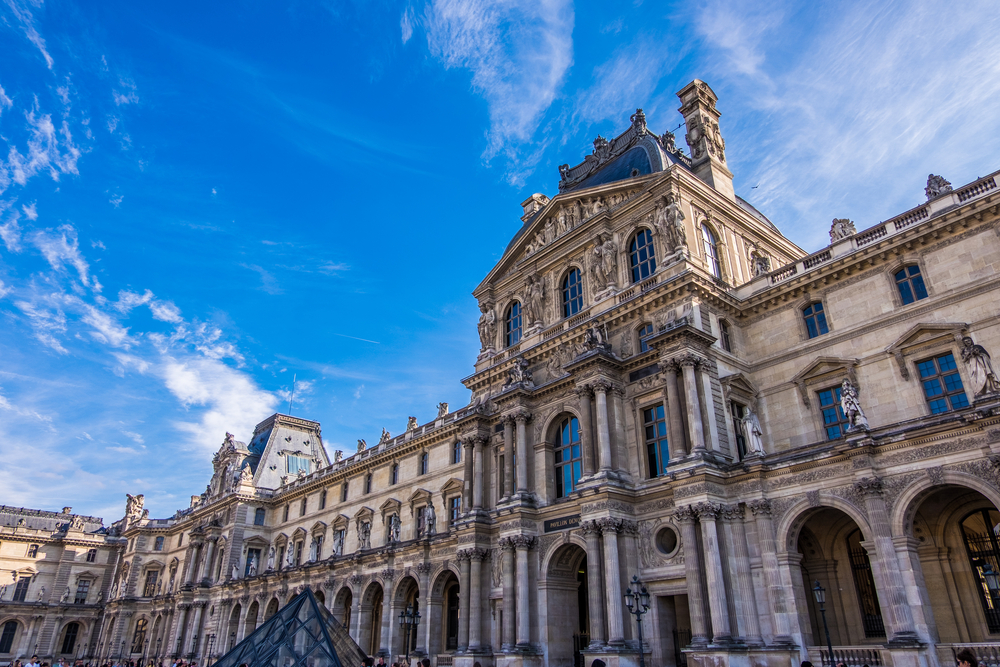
[846,529,886,638]
[961,507,1000,634]
[495,423,505,433]
[629,364,659,383]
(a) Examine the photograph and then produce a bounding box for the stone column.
[894,536,938,642]
[379,573,395,657]
[499,538,516,651]
[462,441,475,512]
[199,538,217,584]
[697,360,720,452]
[515,410,531,495]
[468,548,488,651]
[721,504,762,645]
[580,521,607,647]
[473,437,486,511]
[746,499,793,644]
[502,416,515,499]
[694,502,732,643]
[575,386,596,476]
[679,356,706,452]
[674,507,709,646]
[593,381,614,471]
[855,477,920,645]
[185,544,202,584]
[188,604,204,656]
[598,518,625,645]
[664,362,688,459]
[350,576,365,645]
[514,536,534,649]
[236,601,250,642]
[416,563,432,656]
[457,552,471,652]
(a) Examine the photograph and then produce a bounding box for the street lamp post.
[155,637,162,665]
[120,640,126,662]
[229,632,236,652]
[191,633,199,661]
[142,638,150,666]
[397,604,421,667]
[207,633,216,665]
[813,581,835,667]
[624,575,651,667]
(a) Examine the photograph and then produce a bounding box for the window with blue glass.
[629,229,657,283]
[555,417,582,498]
[818,386,849,439]
[562,269,583,317]
[638,323,654,353]
[453,440,462,464]
[719,320,732,352]
[644,404,670,477]
[803,302,830,338]
[895,266,928,305]
[701,224,721,278]
[918,353,969,414]
[505,302,522,347]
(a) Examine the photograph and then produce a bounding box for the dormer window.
[287,455,310,475]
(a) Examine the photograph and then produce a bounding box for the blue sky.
[2,0,999,520]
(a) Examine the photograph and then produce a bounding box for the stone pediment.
[790,356,859,407]
[406,488,431,512]
[885,322,967,379]
[353,506,373,522]
[331,514,350,530]
[720,372,758,400]
[309,521,327,534]
[438,477,463,504]
[378,498,401,521]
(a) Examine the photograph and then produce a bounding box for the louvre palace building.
[3,79,1000,667]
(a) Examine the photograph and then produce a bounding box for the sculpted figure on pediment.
[478,301,497,353]
[544,218,555,243]
[557,208,568,235]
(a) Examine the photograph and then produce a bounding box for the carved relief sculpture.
[926,174,953,200]
[829,218,857,242]
[961,336,1000,396]
[388,514,401,542]
[750,250,771,277]
[478,301,498,354]
[654,195,687,252]
[503,357,534,389]
[524,273,546,328]
[840,379,870,432]
[590,232,619,296]
[425,503,436,536]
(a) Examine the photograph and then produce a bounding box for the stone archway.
[541,542,589,667]
[334,586,353,632]
[244,600,260,641]
[392,575,420,660]
[359,581,384,657]
[226,604,241,649]
[428,568,460,658]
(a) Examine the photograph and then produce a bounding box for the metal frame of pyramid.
[213,588,368,667]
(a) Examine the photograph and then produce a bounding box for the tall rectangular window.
[300,498,308,516]
[818,386,849,439]
[730,402,747,460]
[254,508,266,526]
[75,579,90,604]
[643,404,670,477]
[12,576,30,602]
[319,490,327,510]
[154,536,164,551]
[26,544,38,558]
[86,549,97,562]
[803,303,829,338]
[143,571,158,597]
[295,541,303,566]
[341,482,349,502]
[555,417,582,497]
[453,441,462,464]
[283,505,290,522]
[420,453,429,475]
[449,497,461,526]
[918,353,969,414]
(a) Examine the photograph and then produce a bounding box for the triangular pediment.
[720,372,758,398]
[886,322,966,355]
[331,514,350,530]
[406,488,431,511]
[378,498,401,520]
[791,357,859,408]
[353,506,373,521]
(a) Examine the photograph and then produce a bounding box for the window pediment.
[407,488,432,514]
[331,514,350,530]
[379,498,401,521]
[885,322,967,379]
[720,373,758,402]
[791,357,859,407]
[354,506,374,522]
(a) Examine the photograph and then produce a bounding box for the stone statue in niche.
[961,336,1000,396]
[524,273,545,327]
[358,520,371,550]
[741,402,765,455]
[829,218,856,242]
[407,416,418,431]
[750,250,771,277]
[61,587,70,603]
[308,537,318,562]
[357,439,366,452]
[478,301,497,353]
[590,233,618,295]
[618,331,634,359]
[654,196,687,252]
[379,428,391,446]
[425,503,436,537]
[247,553,257,576]
[286,543,295,568]
[925,174,953,200]
[437,402,449,418]
[840,379,870,432]
[267,546,276,570]
[231,563,239,581]
[333,530,344,556]
[388,514,401,542]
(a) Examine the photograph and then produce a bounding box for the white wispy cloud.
[14,298,68,353]
[32,225,98,291]
[112,78,139,106]
[21,202,37,220]
[108,192,123,207]
[240,263,283,294]
[424,0,575,164]
[401,7,415,44]
[0,208,22,252]
[3,0,55,69]
[5,108,82,189]
[0,84,12,116]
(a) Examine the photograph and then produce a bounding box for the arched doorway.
[150,615,164,660]
[542,543,589,667]
[244,601,260,643]
[359,582,384,656]
[792,506,884,654]
[334,587,353,632]
[393,576,420,658]
[59,621,81,655]
[428,570,460,655]
[264,597,279,622]
[0,619,20,656]
[227,604,241,648]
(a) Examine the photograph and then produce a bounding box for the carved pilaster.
[597,517,624,534]
[498,536,517,551]
[513,409,532,424]
[673,505,698,523]
[510,535,535,550]
[855,476,884,497]
[580,519,602,535]
[720,504,744,522]
[746,499,772,517]
[692,501,722,520]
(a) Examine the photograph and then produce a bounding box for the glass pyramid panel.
[215,588,367,667]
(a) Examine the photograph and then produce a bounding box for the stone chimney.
[676,80,735,200]
[520,193,550,222]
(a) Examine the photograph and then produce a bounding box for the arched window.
[960,507,1000,632]
[61,622,80,655]
[562,268,583,318]
[0,621,18,654]
[719,320,732,352]
[390,463,399,485]
[803,302,829,338]
[629,229,657,283]
[895,265,928,304]
[505,302,522,347]
[555,417,582,498]
[638,323,654,353]
[129,618,146,654]
[701,224,721,278]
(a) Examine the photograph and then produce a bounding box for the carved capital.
[501,414,517,426]
[513,409,532,424]
[854,476,884,497]
[349,574,365,586]
[720,504,744,522]
[415,563,432,575]
[498,536,517,551]
[574,385,594,398]
[620,519,640,535]
[746,499,772,517]
[471,547,491,561]
[511,535,535,550]
[471,435,488,449]
[380,569,396,581]
[597,517,624,533]
[677,354,702,369]
[580,519,602,536]
[692,501,722,520]
[591,379,613,394]
[673,505,698,524]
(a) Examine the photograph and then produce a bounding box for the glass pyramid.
[214,588,368,667]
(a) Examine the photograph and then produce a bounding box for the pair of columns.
[574,380,622,475]
[501,410,532,499]
[456,547,493,652]
[498,535,535,651]
[580,517,637,647]
[662,354,718,457]
[462,437,486,512]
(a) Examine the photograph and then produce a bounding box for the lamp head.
[812,580,826,604]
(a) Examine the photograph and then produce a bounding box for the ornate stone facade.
[6,81,1000,667]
